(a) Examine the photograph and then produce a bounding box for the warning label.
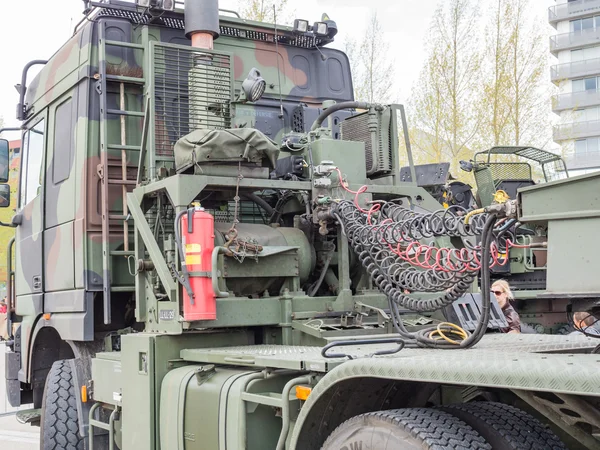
[185,243,202,253]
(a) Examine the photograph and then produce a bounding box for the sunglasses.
[492,290,504,296]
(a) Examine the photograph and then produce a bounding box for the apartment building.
[550,0,600,175]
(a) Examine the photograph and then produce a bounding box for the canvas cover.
[175,128,280,173]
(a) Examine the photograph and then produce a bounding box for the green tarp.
[174,128,280,173]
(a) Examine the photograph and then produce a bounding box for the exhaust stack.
[185,0,220,49]
[185,0,229,130]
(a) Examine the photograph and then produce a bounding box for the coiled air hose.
[334,200,498,349]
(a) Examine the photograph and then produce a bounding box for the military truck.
[2,1,600,449]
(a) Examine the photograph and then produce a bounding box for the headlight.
[242,68,266,103]
[293,19,309,34]
[313,22,328,36]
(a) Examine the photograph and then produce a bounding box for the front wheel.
[40,359,84,450]
[321,407,491,449]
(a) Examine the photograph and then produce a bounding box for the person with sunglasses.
[491,279,521,334]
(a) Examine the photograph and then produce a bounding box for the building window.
[574,106,600,122]
[575,138,600,155]
[571,16,600,33]
[572,76,600,92]
[571,46,600,62]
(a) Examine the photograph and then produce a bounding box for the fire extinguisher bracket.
[189,271,211,278]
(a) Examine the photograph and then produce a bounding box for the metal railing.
[553,119,600,140]
[550,28,600,53]
[549,0,600,24]
[552,89,600,111]
[551,57,600,82]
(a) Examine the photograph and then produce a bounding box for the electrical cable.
[308,250,334,297]
[332,199,499,349]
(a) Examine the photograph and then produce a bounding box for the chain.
[231,238,261,263]
[226,162,243,247]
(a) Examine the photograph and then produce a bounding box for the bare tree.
[237,0,293,24]
[478,0,550,149]
[479,0,514,147]
[345,13,396,103]
[506,0,549,147]
[409,0,482,169]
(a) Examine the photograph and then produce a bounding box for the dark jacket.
[501,303,521,333]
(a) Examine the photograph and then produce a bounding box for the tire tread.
[41,360,83,450]
[442,402,566,450]
[322,407,492,450]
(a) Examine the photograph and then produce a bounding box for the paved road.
[0,344,40,449]
[0,415,39,449]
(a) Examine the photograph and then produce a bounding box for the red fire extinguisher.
[180,205,216,321]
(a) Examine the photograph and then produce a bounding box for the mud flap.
[69,358,92,439]
[69,357,109,447]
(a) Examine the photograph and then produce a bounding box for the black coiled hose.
[337,201,479,297]
[334,200,498,349]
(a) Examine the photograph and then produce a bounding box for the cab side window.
[19,119,45,207]
[53,98,73,184]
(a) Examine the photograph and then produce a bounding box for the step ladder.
[97,24,148,324]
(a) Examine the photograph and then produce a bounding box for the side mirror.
[0,184,10,208]
[0,139,9,183]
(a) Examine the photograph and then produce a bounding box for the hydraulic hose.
[310,101,377,131]
[459,214,497,348]
[174,209,195,300]
[275,375,312,450]
[396,214,497,348]
[308,251,334,297]
[333,199,500,349]
[240,193,274,216]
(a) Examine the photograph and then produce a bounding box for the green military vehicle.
[2,1,600,449]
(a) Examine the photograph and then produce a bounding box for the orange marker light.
[295,385,312,401]
[43,313,51,321]
[81,385,88,403]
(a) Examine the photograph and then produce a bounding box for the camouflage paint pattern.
[9,6,353,385]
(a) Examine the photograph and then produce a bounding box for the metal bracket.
[195,364,217,385]
[321,338,405,360]
[355,301,390,327]
[188,271,211,278]
[513,389,600,450]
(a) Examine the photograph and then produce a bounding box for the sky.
[0,0,556,142]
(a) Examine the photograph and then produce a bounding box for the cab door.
[14,114,46,380]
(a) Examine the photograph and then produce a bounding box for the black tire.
[321,408,492,450]
[441,402,567,450]
[40,359,84,450]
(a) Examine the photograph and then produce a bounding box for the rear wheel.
[40,359,84,450]
[442,402,567,450]
[321,407,491,449]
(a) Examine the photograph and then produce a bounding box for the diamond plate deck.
[288,340,600,448]
[180,333,599,373]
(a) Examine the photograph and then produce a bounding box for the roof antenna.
[273,5,285,121]
[314,43,327,62]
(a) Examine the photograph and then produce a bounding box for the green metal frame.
[474,145,569,182]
